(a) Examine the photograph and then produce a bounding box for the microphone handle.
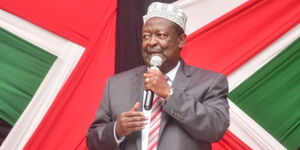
[144,90,154,110]
[144,65,159,110]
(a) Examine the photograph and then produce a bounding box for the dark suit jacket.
[87,61,229,150]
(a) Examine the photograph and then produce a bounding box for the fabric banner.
[229,38,300,150]
[0,0,299,149]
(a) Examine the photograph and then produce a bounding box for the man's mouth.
[146,47,162,53]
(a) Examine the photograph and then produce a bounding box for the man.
[87,2,229,150]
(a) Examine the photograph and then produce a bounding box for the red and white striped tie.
[148,96,163,150]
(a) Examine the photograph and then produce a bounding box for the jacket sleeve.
[86,79,120,150]
[162,74,229,142]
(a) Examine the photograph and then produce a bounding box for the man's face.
[142,17,186,74]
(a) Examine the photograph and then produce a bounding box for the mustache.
[145,47,163,53]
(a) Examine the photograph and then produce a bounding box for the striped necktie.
[148,95,163,150]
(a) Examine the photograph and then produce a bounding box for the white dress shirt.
[141,61,180,150]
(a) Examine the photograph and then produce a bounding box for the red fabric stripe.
[149,124,160,136]
[148,131,159,143]
[150,114,161,128]
[148,140,159,150]
[151,109,162,122]
[151,100,162,111]
[213,131,252,150]
[152,96,161,105]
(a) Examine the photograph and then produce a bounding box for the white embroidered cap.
[143,2,187,31]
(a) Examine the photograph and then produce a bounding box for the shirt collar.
[165,60,180,84]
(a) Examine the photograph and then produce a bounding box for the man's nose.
[148,35,158,46]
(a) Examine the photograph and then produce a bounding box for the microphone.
[144,56,163,110]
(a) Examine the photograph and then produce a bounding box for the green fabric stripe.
[0,28,57,125]
[229,38,300,150]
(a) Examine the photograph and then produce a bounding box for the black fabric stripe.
[0,119,12,145]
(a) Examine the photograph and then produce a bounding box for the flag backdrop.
[0,0,299,149]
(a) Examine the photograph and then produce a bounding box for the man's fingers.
[131,102,140,111]
[129,126,145,132]
[116,102,148,137]
[122,111,143,117]
[117,119,146,137]
[123,121,147,128]
[143,70,160,78]
[122,126,145,136]
[146,69,160,74]
[122,116,147,123]
[128,116,147,122]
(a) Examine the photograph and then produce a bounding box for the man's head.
[142,2,187,74]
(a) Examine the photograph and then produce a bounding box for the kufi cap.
[143,2,187,31]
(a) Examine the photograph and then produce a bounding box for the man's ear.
[178,33,187,48]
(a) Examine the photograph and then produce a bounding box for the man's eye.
[143,34,150,39]
[158,34,167,39]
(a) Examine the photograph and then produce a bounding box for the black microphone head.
[150,55,163,67]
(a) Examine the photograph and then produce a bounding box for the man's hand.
[115,102,147,138]
[144,69,171,99]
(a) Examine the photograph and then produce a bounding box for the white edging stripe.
[0,9,85,150]
[175,0,247,35]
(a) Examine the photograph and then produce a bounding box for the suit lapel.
[158,61,191,138]
[131,66,146,150]
[130,67,146,109]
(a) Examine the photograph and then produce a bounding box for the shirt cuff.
[113,122,125,144]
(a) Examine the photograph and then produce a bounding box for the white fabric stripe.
[0,9,84,150]
[174,0,247,35]
[227,25,300,150]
